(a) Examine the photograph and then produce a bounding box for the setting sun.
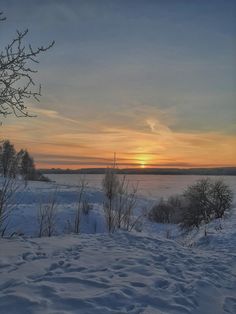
[140,162,146,169]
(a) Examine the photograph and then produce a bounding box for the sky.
[0,0,235,169]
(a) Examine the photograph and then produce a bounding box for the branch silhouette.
[0,12,55,118]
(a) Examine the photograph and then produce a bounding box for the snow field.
[0,176,236,313]
[0,231,235,314]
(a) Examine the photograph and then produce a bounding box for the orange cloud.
[1,106,235,169]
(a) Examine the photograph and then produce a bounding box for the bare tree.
[102,167,120,233]
[0,176,19,236]
[115,175,128,229]
[103,169,140,233]
[211,179,233,219]
[74,175,88,234]
[122,182,139,231]
[37,188,58,237]
[0,12,54,118]
[37,201,48,238]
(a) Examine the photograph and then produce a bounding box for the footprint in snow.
[130,281,146,288]
[155,278,170,289]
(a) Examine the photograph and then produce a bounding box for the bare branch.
[0,14,55,118]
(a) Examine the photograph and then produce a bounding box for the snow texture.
[0,175,236,313]
[0,230,236,314]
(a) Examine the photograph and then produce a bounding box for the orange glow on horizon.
[1,111,236,170]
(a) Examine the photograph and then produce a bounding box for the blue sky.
[0,0,235,168]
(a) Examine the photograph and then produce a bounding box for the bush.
[102,169,139,233]
[102,168,119,233]
[180,178,233,230]
[149,195,183,224]
[82,199,92,216]
[37,189,58,237]
[148,179,233,233]
[149,199,172,223]
[0,177,19,236]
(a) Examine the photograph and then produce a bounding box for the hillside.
[0,178,235,313]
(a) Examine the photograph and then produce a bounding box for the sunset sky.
[0,0,235,169]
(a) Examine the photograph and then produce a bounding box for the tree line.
[0,139,47,183]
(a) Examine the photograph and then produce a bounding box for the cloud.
[146,118,172,135]
[32,108,80,125]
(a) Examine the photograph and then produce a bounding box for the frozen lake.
[47,174,236,200]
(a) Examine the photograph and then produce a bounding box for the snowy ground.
[1,230,235,314]
[0,177,236,313]
[7,179,149,236]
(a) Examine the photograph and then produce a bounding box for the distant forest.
[41,167,236,176]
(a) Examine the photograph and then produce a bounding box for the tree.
[0,139,48,182]
[0,140,17,177]
[18,149,36,183]
[0,11,54,118]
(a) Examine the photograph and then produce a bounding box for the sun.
[136,155,149,169]
[136,154,150,168]
[140,162,146,169]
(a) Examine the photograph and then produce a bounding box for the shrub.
[102,169,139,233]
[102,168,120,233]
[149,195,183,224]
[37,189,58,237]
[149,199,173,223]
[180,178,233,231]
[0,177,19,236]
[82,199,92,216]
[148,179,233,233]
[74,176,88,234]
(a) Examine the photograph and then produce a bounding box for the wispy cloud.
[32,108,80,125]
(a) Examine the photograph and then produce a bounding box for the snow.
[0,230,235,314]
[47,174,236,200]
[0,175,236,313]
[7,180,108,236]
